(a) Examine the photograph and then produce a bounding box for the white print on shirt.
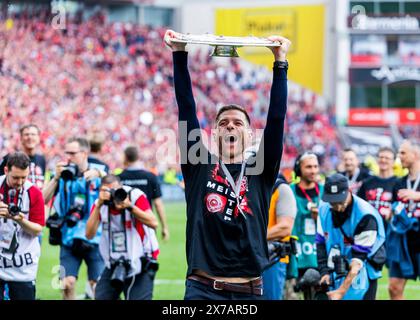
[0,253,34,269]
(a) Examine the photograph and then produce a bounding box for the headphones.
[294,152,318,177]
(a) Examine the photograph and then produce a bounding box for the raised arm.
[164,30,201,156]
[42,161,65,203]
[258,36,291,183]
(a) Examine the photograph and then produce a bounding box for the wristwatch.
[274,60,288,69]
[127,204,134,212]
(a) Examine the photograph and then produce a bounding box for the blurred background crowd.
[0,8,342,180]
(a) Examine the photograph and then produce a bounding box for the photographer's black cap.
[322,173,349,203]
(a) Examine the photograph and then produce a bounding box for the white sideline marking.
[155,279,184,285]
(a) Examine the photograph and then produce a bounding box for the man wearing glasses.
[43,137,105,299]
[316,173,386,300]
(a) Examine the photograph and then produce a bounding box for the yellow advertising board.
[216,5,325,94]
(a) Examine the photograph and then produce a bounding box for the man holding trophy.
[164,29,291,300]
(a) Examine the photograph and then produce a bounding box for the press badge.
[304,218,316,235]
[74,194,86,207]
[327,246,341,269]
[111,231,127,253]
[0,223,16,251]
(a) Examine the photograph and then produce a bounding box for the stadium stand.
[1,9,340,176]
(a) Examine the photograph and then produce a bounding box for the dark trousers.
[363,279,378,300]
[184,279,265,300]
[0,280,35,300]
[95,267,155,300]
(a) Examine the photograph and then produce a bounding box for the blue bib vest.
[54,175,102,246]
[318,195,385,300]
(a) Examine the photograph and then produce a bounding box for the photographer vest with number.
[97,186,159,277]
[53,174,102,247]
[0,175,42,282]
[290,183,324,270]
[318,196,386,300]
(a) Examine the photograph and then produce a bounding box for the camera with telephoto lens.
[110,257,131,289]
[8,202,21,217]
[46,213,65,245]
[104,188,128,206]
[267,236,298,262]
[7,189,21,217]
[294,268,330,300]
[66,204,84,228]
[141,255,159,273]
[332,254,349,278]
[61,163,79,181]
[268,241,290,261]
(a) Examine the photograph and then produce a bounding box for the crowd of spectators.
[0,9,342,177]
[399,125,420,145]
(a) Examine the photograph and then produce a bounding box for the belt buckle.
[255,287,264,296]
[213,280,224,291]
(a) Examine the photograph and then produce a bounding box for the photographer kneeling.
[0,152,45,300]
[316,174,386,300]
[86,174,159,300]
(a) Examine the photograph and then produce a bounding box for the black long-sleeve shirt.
[173,51,288,277]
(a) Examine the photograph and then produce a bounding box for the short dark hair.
[89,134,104,153]
[215,104,251,126]
[378,147,395,159]
[343,148,356,154]
[19,124,40,136]
[67,137,90,152]
[124,146,139,163]
[6,152,31,170]
[101,174,121,186]
[342,148,358,159]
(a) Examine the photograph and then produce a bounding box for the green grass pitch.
[35,202,419,300]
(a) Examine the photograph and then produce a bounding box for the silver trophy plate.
[171,33,280,57]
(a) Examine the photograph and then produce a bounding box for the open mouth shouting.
[224,134,238,144]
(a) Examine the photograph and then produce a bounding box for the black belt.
[187,274,263,296]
